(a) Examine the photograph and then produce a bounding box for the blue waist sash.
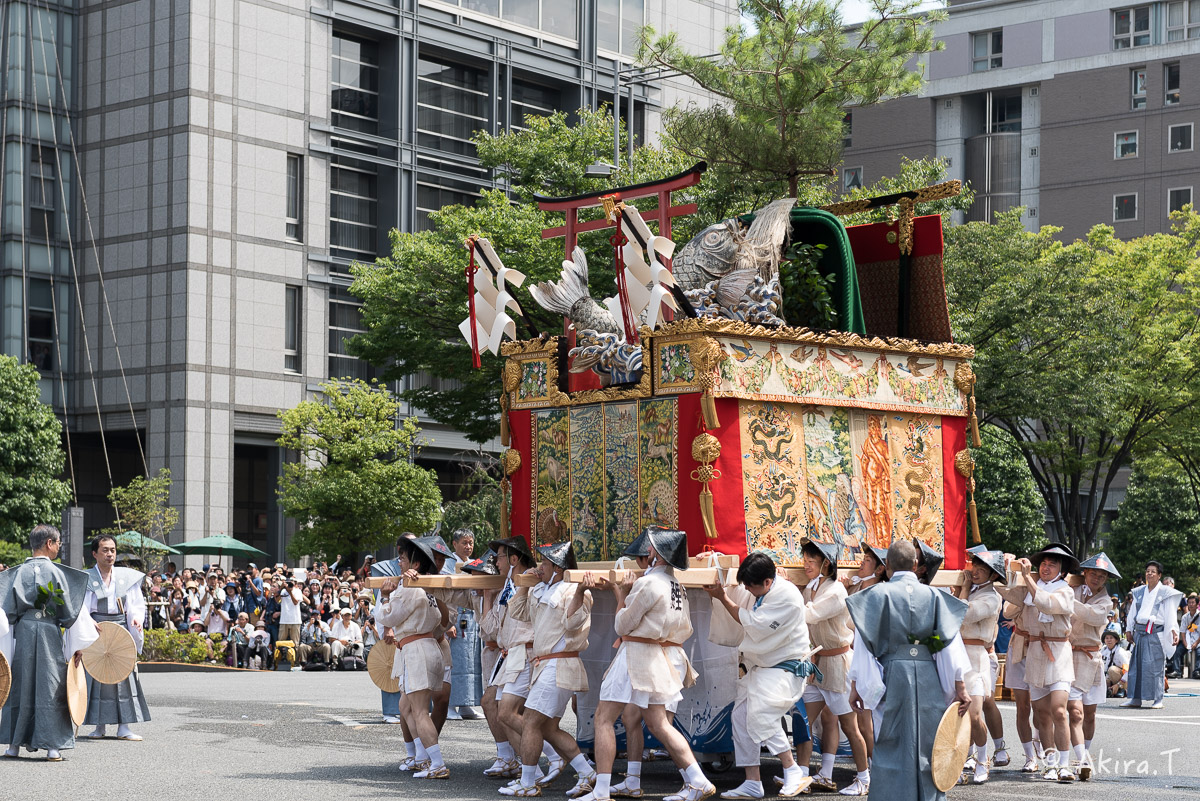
[771,658,823,684]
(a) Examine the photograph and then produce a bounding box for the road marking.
[1095,713,1200,726]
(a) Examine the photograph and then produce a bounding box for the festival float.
[447,162,980,760]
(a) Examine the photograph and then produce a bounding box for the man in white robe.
[1122,560,1183,709]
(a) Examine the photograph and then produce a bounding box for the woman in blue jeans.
[449,528,483,719]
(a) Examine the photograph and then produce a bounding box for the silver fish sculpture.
[673,198,796,301]
[569,329,643,385]
[671,217,744,292]
[528,246,621,336]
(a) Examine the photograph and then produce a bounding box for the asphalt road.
[3,669,1199,799]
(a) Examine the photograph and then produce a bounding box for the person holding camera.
[330,607,365,663]
[279,578,303,645]
[298,611,331,666]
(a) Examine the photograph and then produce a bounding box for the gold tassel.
[969,396,982,448]
[691,433,722,540]
[500,394,510,446]
[968,496,981,544]
[701,393,720,431]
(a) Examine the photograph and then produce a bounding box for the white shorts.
[967,672,990,698]
[443,665,452,685]
[525,660,575,719]
[802,682,853,716]
[1029,681,1071,701]
[502,664,533,700]
[1004,658,1028,691]
[1069,678,1106,706]
[599,647,683,713]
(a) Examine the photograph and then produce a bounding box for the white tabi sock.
[1072,744,1086,763]
[498,741,515,760]
[545,742,562,762]
[405,740,417,758]
[426,744,444,769]
[1021,741,1035,759]
[415,738,429,761]
[1058,750,1071,768]
[570,753,593,775]
[993,738,1005,751]
[855,770,870,783]
[595,774,612,796]
[731,780,764,798]
[625,762,643,790]
[683,762,708,785]
[820,752,836,778]
[521,764,540,788]
[1084,738,1093,751]
[798,764,810,777]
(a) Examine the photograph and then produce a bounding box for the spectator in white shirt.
[279,579,303,644]
[330,608,364,661]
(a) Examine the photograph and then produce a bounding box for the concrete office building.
[842,0,1200,242]
[0,0,737,560]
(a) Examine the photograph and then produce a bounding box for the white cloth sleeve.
[125,585,146,652]
[848,629,885,710]
[0,613,11,667]
[934,635,971,705]
[63,604,101,660]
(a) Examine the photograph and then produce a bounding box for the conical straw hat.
[0,650,10,708]
[932,701,972,791]
[66,657,88,727]
[81,621,138,685]
[367,643,400,693]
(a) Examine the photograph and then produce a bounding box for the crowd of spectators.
[140,556,377,670]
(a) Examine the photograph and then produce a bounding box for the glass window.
[463,0,500,13]
[1170,123,1193,152]
[285,285,302,372]
[502,0,539,28]
[621,0,644,56]
[26,278,54,371]
[329,144,378,263]
[598,0,642,54]
[286,154,302,241]
[991,94,1021,133]
[29,145,55,241]
[1113,6,1152,49]
[507,79,561,130]
[1168,187,1192,214]
[1166,64,1181,105]
[1115,130,1138,159]
[415,159,486,230]
[332,32,379,134]
[842,167,862,191]
[328,287,378,381]
[1114,193,1138,221]
[542,0,577,38]
[842,111,852,148]
[417,57,490,158]
[1167,1,1200,39]
[971,30,1002,72]
[1131,68,1147,109]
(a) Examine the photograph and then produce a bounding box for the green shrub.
[141,628,218,664]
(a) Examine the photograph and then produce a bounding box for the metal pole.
[627,82,635,166]
[614,66,621,169]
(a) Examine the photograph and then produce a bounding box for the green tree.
[0,354,71,546]
[641,0,943,198]
[1108,466,1200,594]
[439,458,504,548]
[276,378,443,559]
[101,468,180,570]
[971,424,1047,556]
[945,208,1200,557]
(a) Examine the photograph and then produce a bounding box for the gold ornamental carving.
[502,448,522,477]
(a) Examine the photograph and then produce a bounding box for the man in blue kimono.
[846,540,971,801]
[0,524,100,761]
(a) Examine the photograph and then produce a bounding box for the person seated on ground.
[247,619,273,669]
[298,611,332,666]
[331,607,365,663]
[1102,630,1130,697]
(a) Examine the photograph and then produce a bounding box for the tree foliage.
[641,0,942,197]
[971,424,1047,556]
[101,467,179,570]
[276,379,443,559]
[439,458,504,549]
[0,354,71,545]
[945,208,1200,557]
[1108,466,1200,594]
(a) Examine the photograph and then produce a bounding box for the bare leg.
[1081,704,1097,742]
[982,697,1004,740]
[968,696,987,747]
[795,699,827,769]
[623,703,645,761]
[432,681,450,734]
[836,711,869,772]
[1048,690,1071,752]
[855,708,874,760]
[643,704,701,772]
[482,686,505,744]
[1067,700,1085,747]
[593,700,626,776]
[1013,688,1033,743]
[499,693,528,752]
[406,688,439,747]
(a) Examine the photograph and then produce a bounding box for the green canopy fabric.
[114,531,181,554]
[174,534,269,559]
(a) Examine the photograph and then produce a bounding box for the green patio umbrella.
[113,530,181,555]
[173,533,269,560]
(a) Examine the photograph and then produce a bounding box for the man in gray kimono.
[846,540,971,801]
[81,533,151,740]
[1122,560,1183,709]
[0,524,100,761]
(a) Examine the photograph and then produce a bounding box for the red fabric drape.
[942,415,968,570]
[677,394,746,558]
[508,408,533,545]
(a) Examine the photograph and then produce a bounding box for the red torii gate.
[534,162,707,391]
